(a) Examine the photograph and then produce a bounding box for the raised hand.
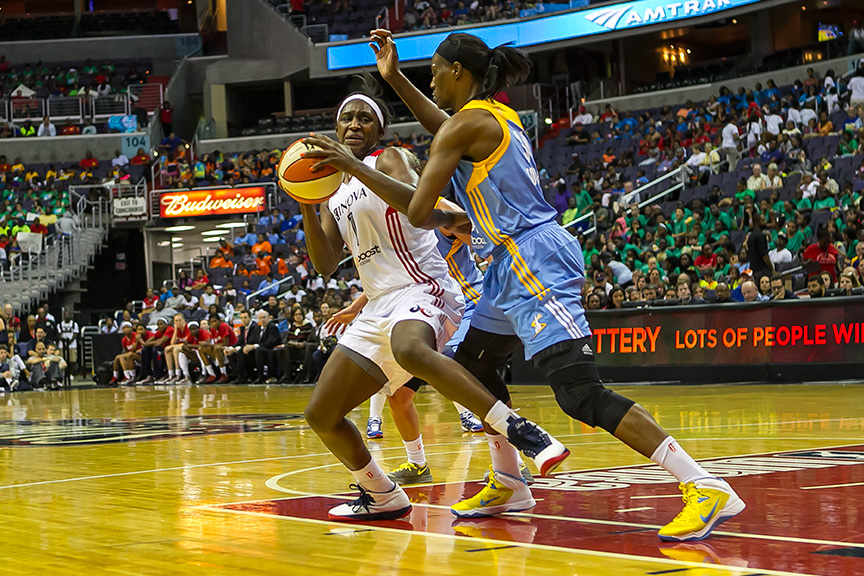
[369,29,400,82]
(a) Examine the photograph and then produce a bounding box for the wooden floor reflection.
[1,382,863,575]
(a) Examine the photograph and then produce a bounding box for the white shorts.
[338,283,464,395]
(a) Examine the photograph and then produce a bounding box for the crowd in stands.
[542,62,864,309]
[0,304,75,392]
[0,56,154,136]
[0,11,179,42]
[94,214,365,386]
[0,150,150,204]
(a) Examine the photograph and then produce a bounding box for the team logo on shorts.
[409,305,434,318]
[531,312,546,340]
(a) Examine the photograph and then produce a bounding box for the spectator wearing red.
[803,228,841,283]
[694,244,718,271]
[79,151,99,169]
[59,119,81,135]
[130,147,150,165]
[190,269,210,290]
[142,288,160,311]
[29,218,48,236]
[160,101,174,135]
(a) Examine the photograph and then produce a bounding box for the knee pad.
[454,329,519,404]
[535,339,634,433]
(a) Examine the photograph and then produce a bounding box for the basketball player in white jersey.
[296,76,569,522]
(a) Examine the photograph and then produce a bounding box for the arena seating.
[0,11,179,42]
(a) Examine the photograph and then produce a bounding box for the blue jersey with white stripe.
[450,99,558,259]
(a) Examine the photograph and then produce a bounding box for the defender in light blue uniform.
[451,99,590,360]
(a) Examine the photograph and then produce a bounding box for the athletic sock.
[123,370,134,380]
[351,458,394,493]
[178,354,190,378]
[219,365,227,375]
[113,370,121,379]
[484,401,520,438]
[369,392,385,420]
[452,401,469,415]
[650,436,711,485]
[517,454,526,468]
[486,432,522,485]
[403,436,426,466]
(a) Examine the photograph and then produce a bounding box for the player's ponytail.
[435,33,532,100]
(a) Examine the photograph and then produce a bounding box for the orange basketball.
[277,139,343,204]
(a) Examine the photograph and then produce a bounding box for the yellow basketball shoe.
[451,469,536,518]
[658,478,746,542]
[387,461,433,485]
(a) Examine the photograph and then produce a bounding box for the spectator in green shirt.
[792,187,812,211]
[838,131,858,156]
[735,184,756,203]
[784,221,807,254]
[813,187,836,211]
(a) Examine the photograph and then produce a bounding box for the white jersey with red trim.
[326,152,459,302]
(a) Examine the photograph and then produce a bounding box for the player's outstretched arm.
[298,202,345,277]
[370,29,449,135]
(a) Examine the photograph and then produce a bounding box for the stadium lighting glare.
[544,118,553,125]
[157,241,170,247]
[202,237,222,243]
[216,222,248,229]
[164,225,195,232]
[201,230,225,236]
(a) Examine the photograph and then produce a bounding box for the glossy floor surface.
[2,382,863,576]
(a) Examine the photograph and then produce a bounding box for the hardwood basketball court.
[2,382,863,575]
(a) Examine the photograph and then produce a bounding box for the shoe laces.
[347,483,374,514]
[392,462,419,473]
[507,417,548,458]
[670,483,707,523]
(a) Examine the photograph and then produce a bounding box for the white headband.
[337,94,385,128]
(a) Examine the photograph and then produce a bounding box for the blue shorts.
[474,223,591,360]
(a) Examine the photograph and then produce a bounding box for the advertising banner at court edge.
[159,187,267,219]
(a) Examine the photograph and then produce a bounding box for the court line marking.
[258,438,864,501]
[801,481,864,490]
[2,429,861,491]
[615,507,654,513]
[196,505,821,576]
[631,494,684,500]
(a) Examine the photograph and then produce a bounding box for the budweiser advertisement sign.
[160,187,267,218]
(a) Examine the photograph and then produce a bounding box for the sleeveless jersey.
[435,230,482,305]
[450,99,558,259]
[327,153,455,301]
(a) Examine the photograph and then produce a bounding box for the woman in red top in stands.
[190,269,210,290]
[110,322,142,385]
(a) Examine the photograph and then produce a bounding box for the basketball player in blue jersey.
[356,29,745,541]
[331,193,534,487]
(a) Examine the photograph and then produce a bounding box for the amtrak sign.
[584,0,739,30]
[327,0,761,70]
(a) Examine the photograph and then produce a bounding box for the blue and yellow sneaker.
[658,478,746,542]
[451,470,536,518]
[484,464,534,486]
[366,416,383,439]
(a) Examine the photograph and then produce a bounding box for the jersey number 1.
[347,212,359,247]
